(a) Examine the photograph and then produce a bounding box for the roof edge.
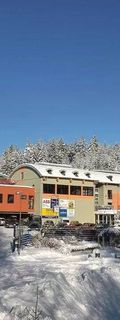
[10,163,42,178]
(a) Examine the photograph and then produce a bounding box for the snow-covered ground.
[0,227,120,320]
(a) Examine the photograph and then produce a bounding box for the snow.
[3,138,120,175]
[99,226,120,236]
[0,227,120,319]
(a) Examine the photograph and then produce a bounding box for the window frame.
[21,172,24,180]
[28,195,34,209]
[70,185,81,195]
[83,187,94,196]
[43,184,55,194]
[0,194,3,203]
[7,194,14,203]
[108,190,112,200]
[57,184,68,195]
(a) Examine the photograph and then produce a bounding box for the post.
[16,191,23,255]
[18,221,21,254]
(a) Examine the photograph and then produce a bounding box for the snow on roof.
[0,184,34,188]
[11,162,120,185]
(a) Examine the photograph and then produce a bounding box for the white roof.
[0,184,33,188]
[11,162,120,185]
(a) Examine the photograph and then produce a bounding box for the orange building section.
[112,191,120,210]
[0,185,35,214]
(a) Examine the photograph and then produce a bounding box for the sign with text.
[59,208,67,218]
[67,209,75,218]
[42,199,51,209]
[59,199,75,209]
[59,199,68,209]
[42,208,58,217]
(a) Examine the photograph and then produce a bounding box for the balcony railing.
[95,205,114,211]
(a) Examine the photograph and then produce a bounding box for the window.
[47,169,52,174]
[103,215,106,224]
[95,188,98,194]
[108,190,112,199]
[73,171,79,177]
[60,170,66,176]
[107,175,113,181]
[28,196,34,209]
[21,172,24,180]
[43,184,55,194]
[95,196,98,204]
[95,215,98,224]
[85,172,91,178]
[0,194,3,203]
[83,187,94,196]
[70,186,81,195]
[7,194,14,203]
[107,216,110,224]
[57,185,68,194]
[111,215,114,225]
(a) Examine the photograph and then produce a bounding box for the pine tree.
[1,145,23,175]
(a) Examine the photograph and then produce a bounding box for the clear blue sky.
[0,0,120,153]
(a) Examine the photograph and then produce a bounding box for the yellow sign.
[42,208,58,217]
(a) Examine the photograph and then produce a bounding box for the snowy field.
[0,227,120,319]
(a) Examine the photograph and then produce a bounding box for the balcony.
[95,205,117,216]
[95,205,114,211]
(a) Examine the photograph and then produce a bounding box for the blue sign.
[59,208,67,217]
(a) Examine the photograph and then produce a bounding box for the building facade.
[0,184,35,218]
[10,162,120,225]
[10,163,95,224]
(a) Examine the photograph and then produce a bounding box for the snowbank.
[0,227,120,320]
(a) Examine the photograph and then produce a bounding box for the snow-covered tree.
[23,141,48,164]
[1,137,120,174]
[1,145,23,175]
[72,138,87,168]
[46,139,68,164]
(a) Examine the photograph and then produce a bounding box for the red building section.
[113,191,120,210]
[0,184,35,218]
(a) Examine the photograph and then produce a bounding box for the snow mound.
[99,227,120,236]
[32,234,99,254]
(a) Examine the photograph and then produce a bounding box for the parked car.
[28,221,41,231]
[0,218,5,226]
[5,215,18,228]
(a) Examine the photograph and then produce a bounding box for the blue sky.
[0,0,120,153]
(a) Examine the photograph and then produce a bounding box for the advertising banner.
[68,200,75,209]
[42,198,75,219]
[42,199,51,209]
[59,208,67,218]
[42,208,58,218]
[51,198,59,209]
[54,206,59,213]
[67,209,75,218]
[59,199,75,209]
[59,199,68,208]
